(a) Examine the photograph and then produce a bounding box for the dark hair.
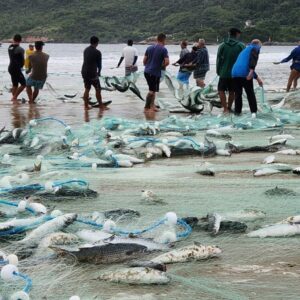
[229,28,241,37]
[13,34,22,42]
[127,39,133,46]
[35,41,44,50]
[192,46,198,51]
[181,40,188,47]
[90,36,99,45]
[157,33,167,42]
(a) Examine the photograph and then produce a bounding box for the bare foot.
[151,106,160,112]
[144,108,152,113]
[28,101,36,105]
[11,97,17,102]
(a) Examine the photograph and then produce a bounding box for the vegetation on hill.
[0,0,299,43]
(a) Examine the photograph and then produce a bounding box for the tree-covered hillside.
[0,0,299,43]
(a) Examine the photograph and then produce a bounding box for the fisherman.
[143,33,169,112]
[179,40,189,59]
[217,28,245,113]
[173,45,198,86]
[8,34,26,102]
[232,39,263,117]
[274,41,300,92]
[81,36,108,110]
[117,39,138,77]
[24,44,35,71]
[193,39,209,88]
[26,41,49,104]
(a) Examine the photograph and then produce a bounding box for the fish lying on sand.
[264,186,297,197]
[151,242,221,264]
[96,267,170,285]
[19,213,77,247]
[52,242,151,264]
[247,223,300,238]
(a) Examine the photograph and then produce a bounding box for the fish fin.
[212,213,222,235]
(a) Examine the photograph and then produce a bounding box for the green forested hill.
[0,0,299,43]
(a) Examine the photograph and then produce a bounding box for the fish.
[269,134,295,143]
[263,155,276,164]
[264,186,297,197]
[76,229,113,243]
[113,154,144,164]
[293,167,300,175]
[206,129,232,140]
[19,213,77,247]
[52,243,150,264]
[216,149,231,156]
[196,169,215,176]
[128,260,167,272]
[279,215,300,224]
[100,236,170,251]
[276,149,300,155]
[96,267,170,285]
[151,242,221,264]
[247,224,300,238]
[253,168,281,177]
[208,209,266,234]
[38,232,79,249]
[0,215,49,233]
[269,138,287,146]
[36,186,98,199]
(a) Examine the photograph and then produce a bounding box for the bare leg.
[26,86,33,103]
[144,92,155,112]
[95,88,108,110]
[218,91,228,113]
[11,86,18,101]
[14,85,26,100]
[287,70,299,92]
[293,73,300,89]
[32,88,39,102]
[83,88,91,109]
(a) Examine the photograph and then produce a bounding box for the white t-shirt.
[122,46,138,67]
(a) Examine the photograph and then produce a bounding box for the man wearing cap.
[24,44,35,71]
[217,28,245,113]
[26,41,49,103]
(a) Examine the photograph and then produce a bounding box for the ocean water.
[0,44,300,300]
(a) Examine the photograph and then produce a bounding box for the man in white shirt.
[117,39,138,76]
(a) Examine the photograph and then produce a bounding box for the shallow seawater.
[0,44,300,300]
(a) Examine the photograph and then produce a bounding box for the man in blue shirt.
[232,39,263,117]
[274,42,300,92]
[143,33,169,112]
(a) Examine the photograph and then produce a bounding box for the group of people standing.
[6,31,300,116]
[8,35,49,104]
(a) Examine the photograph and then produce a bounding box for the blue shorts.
[177,71,192,84]
[26,77,46,90]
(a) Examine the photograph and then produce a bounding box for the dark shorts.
[144,72,160,92]
[218,78,235,92]
[83,77,101,90]
[9,69,26,87]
